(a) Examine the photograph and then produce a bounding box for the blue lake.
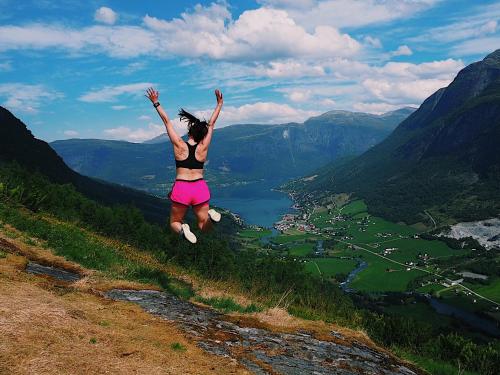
[210,181,294,227]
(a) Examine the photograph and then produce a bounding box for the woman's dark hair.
[179,108,208,143]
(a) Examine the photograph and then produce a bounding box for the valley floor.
[238,198,500,338]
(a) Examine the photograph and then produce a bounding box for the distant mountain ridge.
[144,107,416,144]
[293,50,500,224]
[50,108,414,195]
[0,106,171,223]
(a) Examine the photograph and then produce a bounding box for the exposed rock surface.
[26,261,82,282]
[105,289,420,375]
[20,258,422,374]
[444,218,500,250]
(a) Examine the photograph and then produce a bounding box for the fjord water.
[210,180,294,227]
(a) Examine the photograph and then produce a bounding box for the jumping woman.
[146,87,223,243]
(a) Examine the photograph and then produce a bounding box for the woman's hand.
[145,87,159,104]
[215,89,223,105]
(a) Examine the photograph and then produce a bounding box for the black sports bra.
[175,141,205,169]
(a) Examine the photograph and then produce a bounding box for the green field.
[305,257,358,278]
[416,283,448,295]
[439,289,494,313]
[467,278,500,301]
[305,200,478,293]
[340,200,367,216]
[270,233,317,244]
[350,252,426,292]
[268,199,493,304]
[372,238,470,263]
[383,301,453,329]
[238,228,272,238]
[289,242,315,257]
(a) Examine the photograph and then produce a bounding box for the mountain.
[294,50,500,224]
[143,133,169,144]
[0,106,171,223]
[50,108,414,195]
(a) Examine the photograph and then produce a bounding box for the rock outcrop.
[105,289,420,375]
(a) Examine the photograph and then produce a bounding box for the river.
[427,296,500,337]
[340,264,500,337]
[340,260,368,293]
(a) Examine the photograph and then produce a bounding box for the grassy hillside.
[0,106,174,224]
[0,162,498,374]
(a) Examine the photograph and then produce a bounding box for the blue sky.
[0,0,499,142]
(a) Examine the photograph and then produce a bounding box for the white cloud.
[212,102,320,125]
[391,45,412,56]
[0,83,63,113]
[451,36,500,56]
[63,130,79,137]
[79,82,153,102]
[414,17,498,44]
[94,7,118,25]
[0,3,361,61]
[258,0,316,9]
[0,61,12,71]
[252,60,326,78]
[408,2,500,46]
[362,77,450,103]
[285,89,313,102]
[262,0,440,29]
[267,57,463,107]
[138,115,151,121]
[111,105,127,110]
[363,35,382,48]
[319,98,336,107]
[378,59,464,79]
[0,24,159,58]
[143,6,361,61]
[103,122,165,142]
[120,61,146,75]
[180,101,319,129]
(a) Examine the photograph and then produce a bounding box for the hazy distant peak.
[311,107,415,120]
[143,133,169,144]
[380,107,417,117]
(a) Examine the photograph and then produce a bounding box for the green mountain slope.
[50,108,414,194]
[295,50,500,224]
[0,106,171,223]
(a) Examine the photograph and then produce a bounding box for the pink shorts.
[168,178,210,207]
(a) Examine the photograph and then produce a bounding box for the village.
[266,196,495,311]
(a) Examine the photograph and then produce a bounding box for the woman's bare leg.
[170,202,189,233]
[193,203,212,232]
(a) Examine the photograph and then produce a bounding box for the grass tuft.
[170,342,186,351]
[195,296,261,314]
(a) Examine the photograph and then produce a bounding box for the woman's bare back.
[174,140,208,180]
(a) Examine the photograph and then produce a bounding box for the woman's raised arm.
[200,89,223,148]
[145,87,183,147]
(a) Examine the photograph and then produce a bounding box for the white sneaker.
[180,223,197,244]
[208,209,221,223]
